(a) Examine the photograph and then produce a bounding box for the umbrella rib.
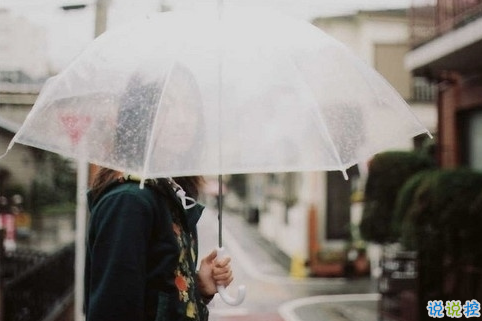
[140,60,178,184]
[287,56,349,179]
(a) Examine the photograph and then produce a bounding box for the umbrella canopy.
[5,8,429,181]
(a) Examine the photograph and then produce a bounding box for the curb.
[278,293,380,321]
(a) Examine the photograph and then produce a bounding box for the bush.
[41,202,76,216]
[398,169,482,265]
[395,168,482,302]
[360,151,436,244]
[392,170,433,247]
[30,153,76,215]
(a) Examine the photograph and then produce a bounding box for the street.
[198,207,379,321]
[12,205,380,321]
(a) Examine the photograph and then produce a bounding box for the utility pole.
[0,230,4,321]
[95,0,109,37]
[75,3,110,320]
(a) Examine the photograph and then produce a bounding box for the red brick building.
[406,0,482,169]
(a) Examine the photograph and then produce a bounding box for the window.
[374,43,411,100]
[460,108,482,170]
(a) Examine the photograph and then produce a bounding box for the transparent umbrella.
[6,8,430,180]
[3,7,430,306]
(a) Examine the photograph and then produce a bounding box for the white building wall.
[0,10,49,79]
[359,18,409,63]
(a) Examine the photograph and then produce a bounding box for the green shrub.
[392,170,433,246]
[396,168,482,302]
[41,202,76,216]
[360,151,436,243]
[399,169,482,265]
[30,153,77,215]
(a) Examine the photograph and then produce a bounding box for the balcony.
[406,0,482,76]
[410,0,482,46]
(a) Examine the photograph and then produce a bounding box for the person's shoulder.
[100,181,158,204]
[90,182,161,228]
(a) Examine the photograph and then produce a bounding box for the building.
[405,0,482,170]
[0,9,55,200]
[243,8,437,277]
[0,83,40,194]
[0,8,49,79]
[0,8,45,195]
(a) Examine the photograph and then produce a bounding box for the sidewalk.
[278,293,379,321]
[205,209,380,321]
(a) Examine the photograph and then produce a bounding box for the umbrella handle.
[216,247,246,306]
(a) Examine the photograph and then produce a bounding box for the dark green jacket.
[84,179,208,321]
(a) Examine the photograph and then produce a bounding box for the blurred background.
[1,0,481,321]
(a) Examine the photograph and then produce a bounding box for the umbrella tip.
[342,170,348,181]
[0,150,8,160]
[426,130,434,139]
[0,141,14,160]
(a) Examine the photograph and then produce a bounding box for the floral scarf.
[170,203,209,321]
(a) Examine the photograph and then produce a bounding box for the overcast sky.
[3,0,413,20]
[2,0,413,72]
[171,0,412,19]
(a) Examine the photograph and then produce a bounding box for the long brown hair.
[90,167,204,202]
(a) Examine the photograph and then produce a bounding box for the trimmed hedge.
[392,168,482,303]
[396,168,482,266]
[360,151,436,244]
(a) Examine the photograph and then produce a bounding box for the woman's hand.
[197,250,234,298]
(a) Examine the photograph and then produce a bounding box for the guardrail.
[1,242,75,321]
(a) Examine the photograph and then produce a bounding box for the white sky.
[1,0,412,72]
[3,0,413,20]
[172,0,412,19]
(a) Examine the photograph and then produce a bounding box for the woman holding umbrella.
[83,73,233,321]
[84,170,233,321]
[2,10,431,320]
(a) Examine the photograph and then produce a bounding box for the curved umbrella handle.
[216,247,246,306]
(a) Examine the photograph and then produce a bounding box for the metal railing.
[410,0,482,47]
[1,243,74,321]
[412,77,437,102]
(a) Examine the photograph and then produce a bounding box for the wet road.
[197,207,378,321]
[13,208,379,321]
